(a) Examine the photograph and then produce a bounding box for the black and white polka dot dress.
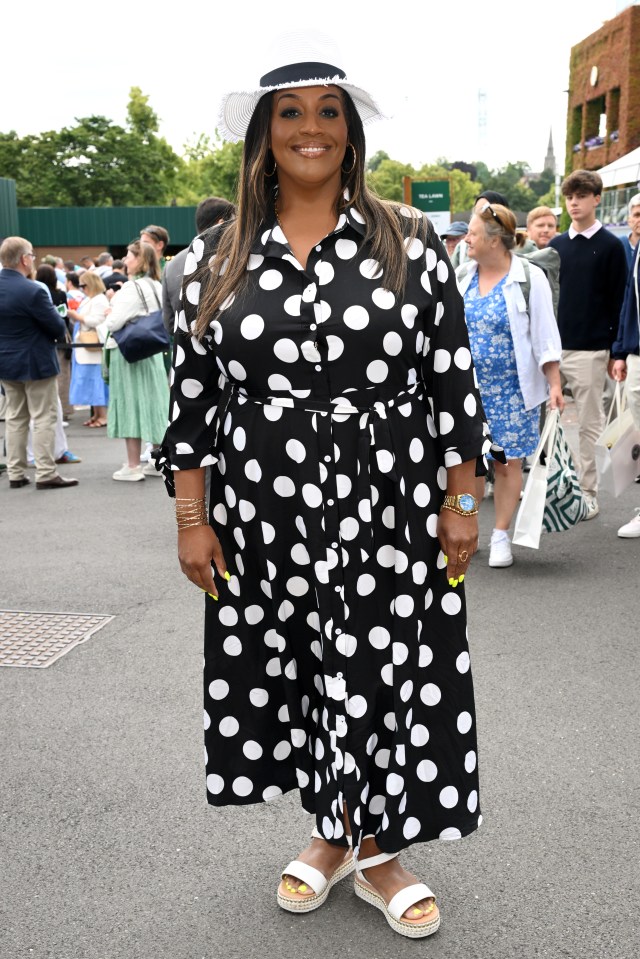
[157,197,496,854]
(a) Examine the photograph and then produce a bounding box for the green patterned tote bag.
[542,412,588,533]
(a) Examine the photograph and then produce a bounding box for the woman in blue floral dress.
[456,203,563,568]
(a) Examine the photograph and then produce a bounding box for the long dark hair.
[194,88,421,338]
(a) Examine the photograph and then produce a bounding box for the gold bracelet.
[175,496,208,529]
[440,504,478,517]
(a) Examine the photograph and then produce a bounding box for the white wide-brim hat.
[217,30,386,142]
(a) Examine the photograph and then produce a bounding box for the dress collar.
[251,188,366,258]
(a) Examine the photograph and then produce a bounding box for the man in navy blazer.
[0,236,79,489]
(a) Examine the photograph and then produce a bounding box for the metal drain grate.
[0,609,114,668]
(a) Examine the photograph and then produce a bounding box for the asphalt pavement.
[1,406,638,959]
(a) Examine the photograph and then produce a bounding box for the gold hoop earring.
[342,143,356,175]
[264,156,277,177]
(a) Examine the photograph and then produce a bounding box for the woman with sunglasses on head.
[67,271,110,427]
[155,30,503,939]
[456,203,563,568]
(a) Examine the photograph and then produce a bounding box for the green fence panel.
[0,178,19,239]
[16,206,199,248]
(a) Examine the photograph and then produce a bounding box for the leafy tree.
[0,89,182,206]
[366,158,415,201]
[176,136,243,205]
[366,150,390,173]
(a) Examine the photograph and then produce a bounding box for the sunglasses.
[479,202,506,230]
[79,283,88,288]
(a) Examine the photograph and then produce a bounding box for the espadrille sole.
[354,878,441,938]
[277,855,355,913]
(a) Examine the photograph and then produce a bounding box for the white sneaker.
[582,496,599,521]
[139,442,154,463]
[617,509,640,538]
[142,461,161,476]
[112,464,145,482]
[488,531,513,568]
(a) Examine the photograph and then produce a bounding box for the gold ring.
[458,550,469,563]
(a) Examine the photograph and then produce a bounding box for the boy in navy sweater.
[549,170,627,518]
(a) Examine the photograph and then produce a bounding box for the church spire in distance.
[544,128,556,174]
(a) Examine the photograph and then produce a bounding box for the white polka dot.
[343,305,369,330]
[261,521,275,545]
[387,773,404,795]
[440,785,459,808]
[336,633,357,657]
[273,740,291,761]
[366,360,388,383]
[291,543,310,564]
[436,259,449,283]
[232,776,253,797]
[413,482,431,508]
[249,688,268,707]
[263,785,282,801]
[243,740,263,760]
[336,238,358,259]
[219,716,239,737]
[302,483,322,508]
[467,790,478,812]
[274,475,295,497]
[400,679,413,702]
[417,759,438,782]
[395,594,414,617]
[382,506,395,528]
[357,574,375,596]
[223,636,242,656]
[409,438,424,463]
[456,651,470,673]
[273,338,299,363]
[380,663,393,685]
[232,427,246,452]
[206,774,224,794]
[369,794,386,815]
[464,393,477,417]
[278,600,295,621]
[347,695,367,718]
[454,347,472,369]
[208,679,229,700]
[440,827,462,840]
[228,360,246,381]
[383,331,403,356]
[419,645,433,667]
[246,253,263,271]
[287,576,309,596]
[315,261,334,285]
[442,592,462,615]
[245,459,262,482]
[420,683,441,706]
[412,562,427,585]
[360,258,382,280]
[268,373,292,391]
[405,236,424,260]
[259,269,283,290]
[433,349,451,373]
[439,412,455,435]
[369,626,390,649]
[326,335,344,361]
[219,606,238,627]
[457,711,473,734]
[465,750,477,772]
[285,439,306,463]
[238,499,255,522]
[266,657,281,677]
[244,605,264,625]
[403,817,421,840]
[401,303,418,328]
[240,314,264,339]
[181,378,203,399]
[411,724,429,747]
[376,449,394,473]
[283,294,302,316]
[393,642,409,665]
[372,288,395,310]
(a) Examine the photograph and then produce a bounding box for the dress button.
[331,542,338,549]
[334,585,341,593]
[315,364,322,371]
[327,499,334,506]
[335,628,342,635]
[324,455,331,462]
[315,245,322,252]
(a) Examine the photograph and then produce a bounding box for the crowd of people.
[0,198,236,488]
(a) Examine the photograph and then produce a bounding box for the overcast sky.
[4,0,619,174]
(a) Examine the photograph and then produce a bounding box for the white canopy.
[598,146,640,188]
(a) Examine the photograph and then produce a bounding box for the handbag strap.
[133,277,162,314]
[604,380,625,430]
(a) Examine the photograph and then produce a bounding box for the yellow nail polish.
[443,555,448,564]
[298,884,307,893]
[224,571,231,581]
[208,593,218,600]
[459,574,465,583]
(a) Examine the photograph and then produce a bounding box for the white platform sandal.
[354,850,440,938]
[277,826,355,913]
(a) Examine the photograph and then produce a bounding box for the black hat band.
[260,61,346,87]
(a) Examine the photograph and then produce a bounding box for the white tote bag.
[595,382,640,497]
[512,412,557,550]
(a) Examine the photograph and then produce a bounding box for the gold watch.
[441,493,479,516]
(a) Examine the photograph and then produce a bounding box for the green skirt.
[106,348,169,442]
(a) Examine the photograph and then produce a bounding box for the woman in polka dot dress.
[155,31,502,939]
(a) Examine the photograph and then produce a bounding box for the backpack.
[516,246,560,319]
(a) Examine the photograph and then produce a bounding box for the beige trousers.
[560,349,609,498]
[1,376,58,482]
[626,353,640,430]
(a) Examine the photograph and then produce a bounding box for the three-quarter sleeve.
[153,234,224,496]
[421,223,504,471]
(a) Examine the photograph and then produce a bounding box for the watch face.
[458,494,476,512]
